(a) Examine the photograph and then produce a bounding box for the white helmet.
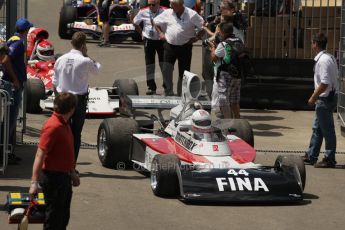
[36,39,54,61]
[191,109,212,130]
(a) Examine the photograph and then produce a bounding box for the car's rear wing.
[119,95,211,117]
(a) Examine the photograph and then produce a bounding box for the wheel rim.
[150,160,158,190]
[98,128,107,158]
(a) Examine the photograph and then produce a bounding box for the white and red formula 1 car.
[25,27,56,113]
[96,71,306,203]
[27,27,137,115]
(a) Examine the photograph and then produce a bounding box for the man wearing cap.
[154,0,204,96]
[2,18,33,163]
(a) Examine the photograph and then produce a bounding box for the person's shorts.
[98,0,112,22]
[217,71,241,106]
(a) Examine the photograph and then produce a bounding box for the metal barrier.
[0,0,27,172]
[0,84,12,173]
[339,1,345,136]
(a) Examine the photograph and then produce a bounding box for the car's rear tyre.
[58,5,77,39]
[97,117,139,168]
[112,79,139,96]
[26,78,45,114]
[216,119,254,147]
[230,119,254,147]
[63,0,73,6]
[275,155,306,191]
[150,154,180,197]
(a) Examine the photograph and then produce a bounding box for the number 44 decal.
[227,169,249,176]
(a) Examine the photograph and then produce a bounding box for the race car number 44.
[216,169,269,192]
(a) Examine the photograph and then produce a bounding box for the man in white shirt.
[154,0,204,96]
[303,32,338,168]
[133,0,166,95]
[53,31,101,162]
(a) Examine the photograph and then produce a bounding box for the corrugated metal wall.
[204,0,341,59]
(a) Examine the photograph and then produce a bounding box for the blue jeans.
[307,96,337,163]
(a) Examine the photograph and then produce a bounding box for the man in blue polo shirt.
[2,18,33,163]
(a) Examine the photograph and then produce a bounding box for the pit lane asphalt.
[1,1,345,230]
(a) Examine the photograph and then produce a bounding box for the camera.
[202,39,211,47]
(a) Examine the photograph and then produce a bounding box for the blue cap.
[15,18,33,31]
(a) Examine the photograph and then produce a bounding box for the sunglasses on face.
[148,3,156,6]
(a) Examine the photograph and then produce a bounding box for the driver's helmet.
[36,39,54,61]
[191,109,212,130]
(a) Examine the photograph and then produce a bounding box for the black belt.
[42,169,70,176]
[166,42,192,47]
[76,92,88,97]
[144,38,161,41]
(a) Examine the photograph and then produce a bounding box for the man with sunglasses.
[154,0,204,96]
[133,0,167,95]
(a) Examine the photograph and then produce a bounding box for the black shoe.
[98,41,110,47]
[164,91,174,96]
[302,153,317,165]
[314,157,336,168]
[8,154,20,165]
[146,89,156,95]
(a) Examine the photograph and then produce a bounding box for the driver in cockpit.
[191,109,225,142]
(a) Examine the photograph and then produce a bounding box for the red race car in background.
[26,27,56,113]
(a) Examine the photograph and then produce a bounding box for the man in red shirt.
[29,92,80,230]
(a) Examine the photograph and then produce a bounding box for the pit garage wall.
[0,0,28,40]
[244,0,341,59]
[339,1,345,136]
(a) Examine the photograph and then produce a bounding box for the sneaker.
[98,41,110,47]
[314,157,336,168]
[146,89,156,95]
[302,153,316,165]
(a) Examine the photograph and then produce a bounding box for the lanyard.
[149,9,160,29]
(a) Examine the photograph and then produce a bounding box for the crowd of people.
[0,0,340,228]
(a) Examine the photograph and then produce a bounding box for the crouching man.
[29,92,80,230]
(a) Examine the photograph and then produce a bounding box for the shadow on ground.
[0,145,36,180]
[251,124,293,137]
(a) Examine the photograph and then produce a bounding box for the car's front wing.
[67,21,136,38]
[179,166,303,202]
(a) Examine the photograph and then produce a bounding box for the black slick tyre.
[63,0,73,5]
[224,119,254,147]
[112,79,139,96]
[26,78,45,114]
[275,155,306,191]
[150,154,180,197]
[58,5,77,39]
[97,118,139,168]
